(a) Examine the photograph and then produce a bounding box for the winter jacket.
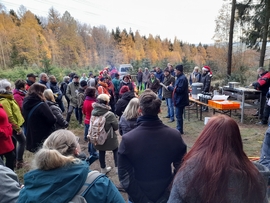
[0,165,21,203]
[0,104,14,155]
[39,80,50,89]
[252,71,270,96]
[118,115,187,203]
[60,81,68,96]
[77,87,85,108]
[22,95,56,152]
[168,73,189,107]
[66,82,80,107]
[97,81,110,96]
[148,77,160,93]
[91,103,119,151]
[119,116,137,135]
[199,72,212,92]
[82,96,96,125]
[137,72,143,82]
[168,158,269,203]
[13,89,27,112]
[119,81,134,92]
[112,78,120,94]
[0,93,24,133]
[49,82,63,102]
[17,161,125,203]
[163,74,175,98]
[115,91,135,118]
[25,80,34,91]
[155,70,164,82]
[142,71,150,83]
[46,101,68,130]
[260,127,270,169]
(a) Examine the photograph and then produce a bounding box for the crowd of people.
[0,64,270,203]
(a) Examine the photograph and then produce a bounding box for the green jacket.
[66,82,80,107]
[112,78,120,94]
[91,103,119,151]
[0,93,24,132]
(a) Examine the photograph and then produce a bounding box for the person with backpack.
[17,129,125,203]
[88,94,119,174]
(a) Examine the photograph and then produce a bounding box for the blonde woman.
[17,130,125,203]
[43,89,68,130]
[119,98,140,135]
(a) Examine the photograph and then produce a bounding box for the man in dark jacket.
[155,67,164,100]
[167,64,189,134]
[136,68,143,91]
[39,73,50,89]
[49,75,64,112]
[162,69,175,123]
[250,67,270,124]
[118,90,187,203]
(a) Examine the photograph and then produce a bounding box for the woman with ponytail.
[18,129,125,203]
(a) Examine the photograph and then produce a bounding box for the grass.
[14,100,267,201]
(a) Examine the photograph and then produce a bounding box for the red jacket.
[0,104,14,154]
[82,96,96,124]
[13,89,26,112]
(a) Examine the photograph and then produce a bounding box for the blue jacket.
[168,73,189,107]
[18,161,125,203]
[155,71,164,82]
[260,127,270,169]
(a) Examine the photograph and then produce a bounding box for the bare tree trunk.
[0,37,6,69]
[227,0,236,76]
[259,0,270,67]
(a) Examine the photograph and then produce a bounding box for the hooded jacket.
[22,95,56,152]
[13,89,27,111]
[91,103,119,151]
[17,161,125,203]
[0,104,13,154]
[82,96,96,125]
[0,93,24,132]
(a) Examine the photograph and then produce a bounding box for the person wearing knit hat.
[199,65,212,93]
[119,85,130,95]
[167,64,189,134]
[199,65,213,111]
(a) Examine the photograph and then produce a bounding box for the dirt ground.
[16,101,268,201]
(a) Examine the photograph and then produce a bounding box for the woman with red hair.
[168,115,269,203]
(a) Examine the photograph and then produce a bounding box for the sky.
[1,0,225,44]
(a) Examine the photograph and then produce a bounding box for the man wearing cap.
[167,64,189,134]
[199,66,212,93]
[66,75,80,123]
[25,73,38,90]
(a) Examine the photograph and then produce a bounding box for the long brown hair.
[177,115,266,203]
[26,83,46,101]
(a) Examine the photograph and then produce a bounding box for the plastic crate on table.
[211,101,240,110]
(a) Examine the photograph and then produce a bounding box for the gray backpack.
[69,170,102,203]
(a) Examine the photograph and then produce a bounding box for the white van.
[118,64,133,79]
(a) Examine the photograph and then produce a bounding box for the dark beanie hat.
[119,85,130,95]
[175,64,183,72]
[80,80,87,87]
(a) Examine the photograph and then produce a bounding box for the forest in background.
[0,3,263,85]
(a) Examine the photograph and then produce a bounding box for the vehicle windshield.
[120,67,130,72]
